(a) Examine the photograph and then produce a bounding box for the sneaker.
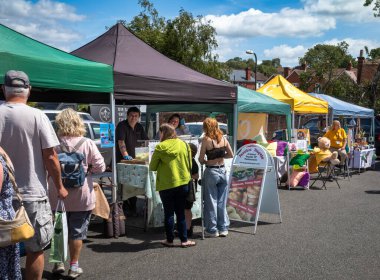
[68,267,83,279]
[52,263,65,274]
[219,230,228,237]
[204,231,219,238]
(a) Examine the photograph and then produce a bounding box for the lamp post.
[246,50,257,90]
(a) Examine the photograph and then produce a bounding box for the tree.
[127,0,228,80]
[225,57,247,69]
[257,59,281,77]
[364,0,380,17]
[365,46,380,60]
[299,42,356,92]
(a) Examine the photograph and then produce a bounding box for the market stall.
[257,75,329,140]
[309,93,376,172]
[0,23,113,103]
[257,76,329,188]
[71,23,238,227]
[309,93,375,140]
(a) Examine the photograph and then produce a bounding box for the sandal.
[161,240,175,247]
[181,240,196,248]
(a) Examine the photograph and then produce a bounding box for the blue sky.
[1,0,379,66]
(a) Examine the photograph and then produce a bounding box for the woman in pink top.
[49,108,105,279]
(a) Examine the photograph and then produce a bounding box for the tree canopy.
[364,0,380,17]
[299,42,356,92]
[126,0,228,80]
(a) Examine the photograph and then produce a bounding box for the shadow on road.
[364,190,380,194]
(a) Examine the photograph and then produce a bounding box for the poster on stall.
[100,123,115,148]
[228,167,264,222]
[227,144,281,234]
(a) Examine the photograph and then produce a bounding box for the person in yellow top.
[323,120,347,165]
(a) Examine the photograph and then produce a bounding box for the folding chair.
[310,161,341,190]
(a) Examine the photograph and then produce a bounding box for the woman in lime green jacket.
[149,124,196,247]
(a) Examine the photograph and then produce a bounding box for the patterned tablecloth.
[117,163,202,228]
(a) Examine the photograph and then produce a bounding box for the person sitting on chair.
[324,120,347,165]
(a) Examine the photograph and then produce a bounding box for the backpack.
[58,138,87,188]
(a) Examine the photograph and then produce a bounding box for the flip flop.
[181,240,196,248]
[161,240,175,247]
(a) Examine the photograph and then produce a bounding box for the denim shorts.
[23,200,53,253]
[66,211,92,240]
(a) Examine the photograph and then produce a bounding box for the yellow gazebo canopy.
[257,75,328,114]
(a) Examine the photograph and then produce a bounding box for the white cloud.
[303,0,376,22]
[214,36,246,61]
[262,38,380,67]
[0,0,85,49]
[323,38,380,57]
[263,45,307,65]
[205,7,336,38]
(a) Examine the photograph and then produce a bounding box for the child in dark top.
[185,143,199,237]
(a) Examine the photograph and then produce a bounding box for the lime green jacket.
[149,139,191,191]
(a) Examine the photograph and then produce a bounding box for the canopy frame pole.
[326,113,329,129]
[233,104,238,153]
[110,92,117,203]
[291,111,295,142]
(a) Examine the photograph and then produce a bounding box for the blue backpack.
[58,138,87,188]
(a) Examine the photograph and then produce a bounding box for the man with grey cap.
[0,70,68,280]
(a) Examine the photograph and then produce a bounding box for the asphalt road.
[22,163,380,280]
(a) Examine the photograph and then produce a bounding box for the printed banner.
[227,167,264,222]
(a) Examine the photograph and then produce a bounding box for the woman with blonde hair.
[149,124,196,247]
[49,108,105,278]
[199,118,233,237]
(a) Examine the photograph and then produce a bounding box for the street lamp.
[246,50,257,90]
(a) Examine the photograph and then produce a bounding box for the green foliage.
[299,72,314,92]
[299,42,355,91]
[369,48,380,60]
[126,0,228,80]
[225,57,247,69]
[364,0,380,17]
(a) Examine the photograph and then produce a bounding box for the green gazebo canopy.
[0,23,113,94]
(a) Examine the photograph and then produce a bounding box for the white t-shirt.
[0,103,59,201]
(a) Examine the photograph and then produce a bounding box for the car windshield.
[44,112,94,121]
[188,124,203,136]
[80,113,95,121]
[187,123,227,137]
[90,123,101,139]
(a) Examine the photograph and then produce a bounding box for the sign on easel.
[227,144,282,234]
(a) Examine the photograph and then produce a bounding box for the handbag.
[0,152,35,248]
[185,144,196,203]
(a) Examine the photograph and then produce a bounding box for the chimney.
[346,60,352,71]
[301,63,306,70]
[357,49,365,84]
[284,67,290,78]
[245,67,252,81]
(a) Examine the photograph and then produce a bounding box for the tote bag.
[49,200,68,263]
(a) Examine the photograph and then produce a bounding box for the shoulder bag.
[0,152,35,247]
[185,143,196,203]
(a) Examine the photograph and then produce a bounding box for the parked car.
[43,109,95,121]
[50,120,112,167]
[186,122,228,137]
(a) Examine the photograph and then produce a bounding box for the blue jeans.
[159,185,188,243]
[203,167,229,233]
